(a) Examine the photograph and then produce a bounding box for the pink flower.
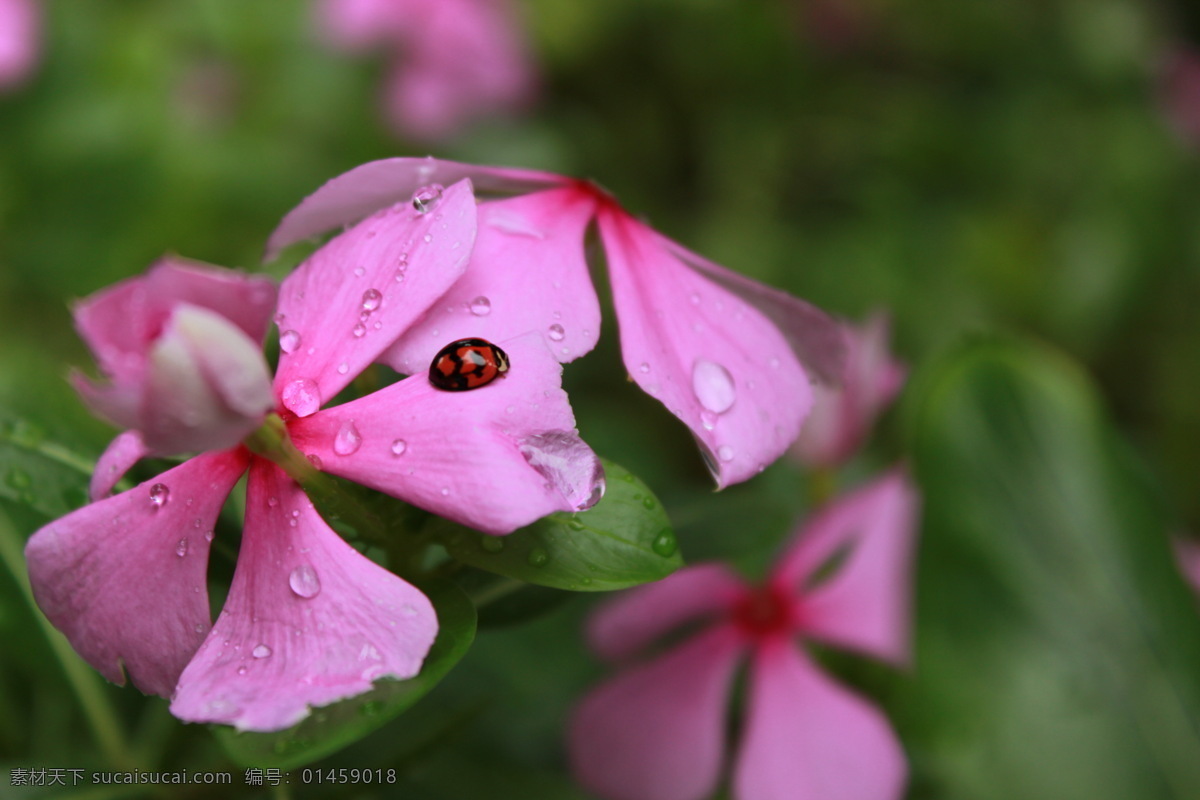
[792,313,906,467]
[266,157,846,488]
[1158,46,1200,150]
[70,257,278,461]
[316,0,536,141]
[1174,538,1200,596]
[568,470,919,800]
[26,178,602,730]
[0,0,39,90]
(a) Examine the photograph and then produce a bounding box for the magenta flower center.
[732,583,796,638]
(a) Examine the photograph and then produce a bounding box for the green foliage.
[0,415,94,519]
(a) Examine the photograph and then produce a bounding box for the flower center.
[732,583,795,638]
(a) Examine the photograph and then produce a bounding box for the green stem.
[0,508,136,770]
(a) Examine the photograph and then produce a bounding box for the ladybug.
[429,338,510,391]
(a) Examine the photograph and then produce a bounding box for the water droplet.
[479,536,505,553]
[651,530,678,557]
[519,431,606,511]
[527,548,550,567]
[282,378,321,417]
[469,296,492,316]
[252,644,272,659]
[194,623,205,633]
[361,289,382,312]
[692,360,737,414]
[411,183,444,213]
[353,266,365,277]
[175,538,189,557]
[149,483,170,508]
[288,564,322,599]
[642,496,656,510]
[639,362,650,374]
[237,665,248,675]
[547,323,565,342]
[440,487,450,497]
[333,420,363,456]
[769,356,781,369]
[390,439,408,456]
[717,445,735,462]
[423,233,432,244]
[689,292,701,305]
[279,330,301,353]
[204,530,215,542]
[337,362,350,375]
[307,453,323,470]
[400,603,419,617]
[700,410,719,431]
[352,322,366,338]
[567,517,585,531]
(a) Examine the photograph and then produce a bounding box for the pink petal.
[265,157,565,260]
[793,314,906,467]
[316,0,403,50]
[24,449,248,697]
[0,0,39,90]
[733,639,906,800]
[568,625,746,800]
[587,563,748,663]
[661,234,846,387]
[289,333,602,533]
[773,469,920,666]
[1174,537,1200,596]
[89,430,149,501]
[598,208,814,488]
[169,460,437,732]
[141,304,274,454]
[382,188,601,372]
[272,179,477,414]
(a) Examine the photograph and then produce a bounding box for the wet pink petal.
[774,469,919,665]
[793,314,906,467]
[568,625,746,800]
[0,0,39,90]
[141,305,275,453]
[383,188,601,372]
[266,157,565,260]
[290,333,601,533]
[89,430,149,501]
[733,639,906,800]
[25,450,248,698]
[661,234,845,387]
[170,460,437,732]
[273,179,477,414]
[587,563,748,663]
[598,208,813,488]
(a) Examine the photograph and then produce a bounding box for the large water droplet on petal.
[252,644,272,659]
[333,420,363,456]
[361,289,382,312]
[519,431,606,511]
[469,296,492,316]
[411,183,444,214]
[390,439,408,456]
[279,330,301,353]
[692,360,737,415]
[288,564,321,599]
[282,378,321,417]
[149,483,170,508]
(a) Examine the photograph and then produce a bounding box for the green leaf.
[215,578,477,769]
[0,415,95,519]
[903,336,1200,800]
[452,568,572,628]
[427,459,682,591]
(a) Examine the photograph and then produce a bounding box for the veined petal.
[598,208,813,488]
[273,179,477,412]
[24,449,248,698]
[169,461,437,732]
[266,157,567,260]
[383,188,600,372]
[90,430,149,501]
[732,640,906,800]
[660,234,845,387]
[142,304,274,454]
[773,469,920,666]
[568,625,745,800]
[587,563,747,663]
[290,333,600,533]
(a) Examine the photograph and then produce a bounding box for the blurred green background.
[3,0,1200,798]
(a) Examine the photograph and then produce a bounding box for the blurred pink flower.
[0,0,39,90]
[1174,538,1200,595]
[1159,46,1200,149]
[26,178,602,730]
[568,469,919,800]
[792,313,905,467]
[266,157,847,488]
[317,0,536,141]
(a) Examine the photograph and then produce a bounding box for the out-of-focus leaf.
[215,579,476,769]
[0,414,94,519]
[452,568,572,628]
[904,336,1200,800]
[427,459,681,591]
